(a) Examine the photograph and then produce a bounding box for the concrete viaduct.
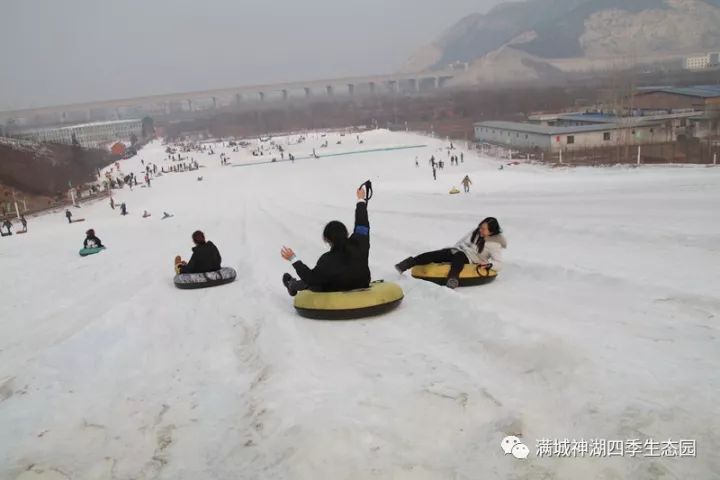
[0,69,461,126]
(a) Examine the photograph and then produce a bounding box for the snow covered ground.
[1,129,719,479]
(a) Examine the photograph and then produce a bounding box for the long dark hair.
[470,217,501,252]
[323,221,348,251]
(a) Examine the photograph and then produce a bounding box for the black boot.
[282,273,299,297]
[395,257,416,274]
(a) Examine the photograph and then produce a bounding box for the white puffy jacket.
[451,232,507,271]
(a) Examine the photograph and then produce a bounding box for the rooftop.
[474,121,661,136]
[635,85,720,99]
[554,113,618,124]
[14,119,142,135]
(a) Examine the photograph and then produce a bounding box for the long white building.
[684,52,720,70]
[12,119,143,148]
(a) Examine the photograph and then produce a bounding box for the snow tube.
[294,281,404,320]
[449,187,460,194]
[411,263,497,286]
[79,246,106,257]
[174,267,237,289]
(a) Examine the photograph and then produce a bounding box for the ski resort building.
[11,119,143,149]
[475,107,718,153]
[632,85,720,110]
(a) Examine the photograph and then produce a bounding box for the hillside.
[403,0,720,83]
[0,138,114,211]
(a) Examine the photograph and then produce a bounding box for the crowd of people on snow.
[8,133,507,292]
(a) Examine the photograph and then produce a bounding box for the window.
[604,132,611,141]
[567,135,575,144]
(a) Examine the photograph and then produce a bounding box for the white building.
[13,119,143,149]
[684,53,720,70]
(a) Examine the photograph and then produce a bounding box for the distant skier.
[162,212,173,220]
[19,215,27,232]
[432,166,437,180]
[110,197,115,210]
[120,202,127,216]
[142,210,151,218]
[83,229,104,249]
[415,157,419,167]
[2,219,12,235]
[461,175,472,193]
[460,152,464,163]
[430,156,435,168]
[65,209,72,224]
[175,230,222,274]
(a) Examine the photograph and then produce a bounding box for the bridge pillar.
[304,87,312,98]
[348,84,355,95]
[326,85,334,96]
[259,92,265,101]
[282,89,289,101]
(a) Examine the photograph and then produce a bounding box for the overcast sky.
[0,0,507,110]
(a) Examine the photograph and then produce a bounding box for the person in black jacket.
[83,229,104,249]
[178,230,222,274]
[281,186,371,296]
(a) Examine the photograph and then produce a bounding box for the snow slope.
[1,129,719,479]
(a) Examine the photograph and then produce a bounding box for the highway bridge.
[0,68,463,126]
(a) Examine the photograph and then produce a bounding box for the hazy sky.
[0,0,507,110]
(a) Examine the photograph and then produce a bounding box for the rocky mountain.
[403,0,720,85]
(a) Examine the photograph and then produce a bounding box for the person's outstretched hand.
[281,246,296,261]
[357,186,366,200]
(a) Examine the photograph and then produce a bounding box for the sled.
[79,246,106,257]
[70,218,86,223]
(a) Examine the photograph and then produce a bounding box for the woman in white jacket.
[395,217,507,289]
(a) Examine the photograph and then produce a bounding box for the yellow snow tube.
[411,263,497,286]
[294,281,404,320]
[449,187,460,194]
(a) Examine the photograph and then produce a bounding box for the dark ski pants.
[463,185,470,193]
[413,248,469,279]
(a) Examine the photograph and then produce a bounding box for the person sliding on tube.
[395,217,506,289]
[176,230,222,274]
[84,229,104,249]
[280,183,372,296]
